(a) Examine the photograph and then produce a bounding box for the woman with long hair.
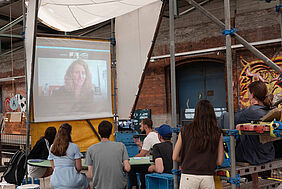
[63,59,93,98]
[173,100,224,189]
[51,59,95,112]
[28,127,57,178]
[48,123,89,189]
[235,80,275,164]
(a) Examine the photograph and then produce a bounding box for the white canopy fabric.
[38,0,160,32]
[116,1,162,119]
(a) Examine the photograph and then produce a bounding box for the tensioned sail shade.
[37,0,160,32]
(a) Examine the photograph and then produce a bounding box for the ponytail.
[263,96,272,109]
[249,81,272,109]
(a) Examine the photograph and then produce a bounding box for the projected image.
[33,38,112,122]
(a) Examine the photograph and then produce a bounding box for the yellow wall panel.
[30,117,115,152]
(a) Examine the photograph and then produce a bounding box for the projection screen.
[33,37,112,122]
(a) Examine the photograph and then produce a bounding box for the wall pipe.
[169,0,179,188]
[151,38,281,60]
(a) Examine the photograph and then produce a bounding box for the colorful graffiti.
[4,94,26,113]
[239,56,282,107]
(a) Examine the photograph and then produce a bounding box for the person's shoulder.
[110,141,125,148]
[36,138,45,144]
[148,131,158,138]
[87,142,101,150]
[153,142,161,149]
[245,105,268,112]
[69,142,80,149]
[243,105,269,116]
[155,141,172,148]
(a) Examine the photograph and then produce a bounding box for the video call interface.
[33,37,113,122]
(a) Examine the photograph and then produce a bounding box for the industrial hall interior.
[0,0,282,189]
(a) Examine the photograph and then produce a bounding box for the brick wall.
[0,47,26,134]
[134,0,281,125]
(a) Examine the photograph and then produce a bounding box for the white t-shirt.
[142,131,160,151]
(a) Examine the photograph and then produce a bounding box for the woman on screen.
[53,59,93,98]
[52,59,95,112]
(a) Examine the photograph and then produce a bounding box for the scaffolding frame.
[168,0,282,188]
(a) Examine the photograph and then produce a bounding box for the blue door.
[177,61,226,122]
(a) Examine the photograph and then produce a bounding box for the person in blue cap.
[148,124,173,174]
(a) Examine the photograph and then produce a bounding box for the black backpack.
[0,150,27,185]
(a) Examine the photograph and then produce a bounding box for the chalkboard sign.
[132,109,151,133]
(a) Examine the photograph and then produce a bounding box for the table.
[27,159,87,168]
[129,156,153,166]
[28,157,153,168]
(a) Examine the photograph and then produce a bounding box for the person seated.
[148,124,173,174]
[235,81,275,165]
[134,118,160,157]
[129,118,160,189]
[27,127,57,178]
[48,123,89,189]
[218,81,275,165]
[86,120,131,189]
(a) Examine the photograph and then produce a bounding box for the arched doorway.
[176,60,226,124]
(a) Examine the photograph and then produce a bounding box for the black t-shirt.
[152,141,173,174]
[27,138,49,160]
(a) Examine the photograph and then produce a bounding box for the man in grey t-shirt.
[86,120,131,189]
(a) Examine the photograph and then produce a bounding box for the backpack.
[0,150,27,185]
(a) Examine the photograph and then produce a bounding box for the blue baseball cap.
[155,124,172,138]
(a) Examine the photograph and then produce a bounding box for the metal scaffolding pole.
[280,0,282,46]
[224,1,236,188]
[25,0,39,161]
[0,15,23,33]
[169,0,178,188]
[22,0,27,155]
[0,33,23,38]
[186,0,281,74]
[111,18,118,132]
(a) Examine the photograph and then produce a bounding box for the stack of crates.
[217,136,231,168]
[115,131,139,157]
[145,173,174,189]
[21,177,40,185]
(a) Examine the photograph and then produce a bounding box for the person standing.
[86,120,131,189]
[173,100,224,189]
[148,124,173,174]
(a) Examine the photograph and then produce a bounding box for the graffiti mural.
[239,56,282,108]
[4,94,26,113]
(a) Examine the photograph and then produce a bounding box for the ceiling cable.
[9,0,15,95]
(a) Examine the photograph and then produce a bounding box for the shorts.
[179,173,215,189]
